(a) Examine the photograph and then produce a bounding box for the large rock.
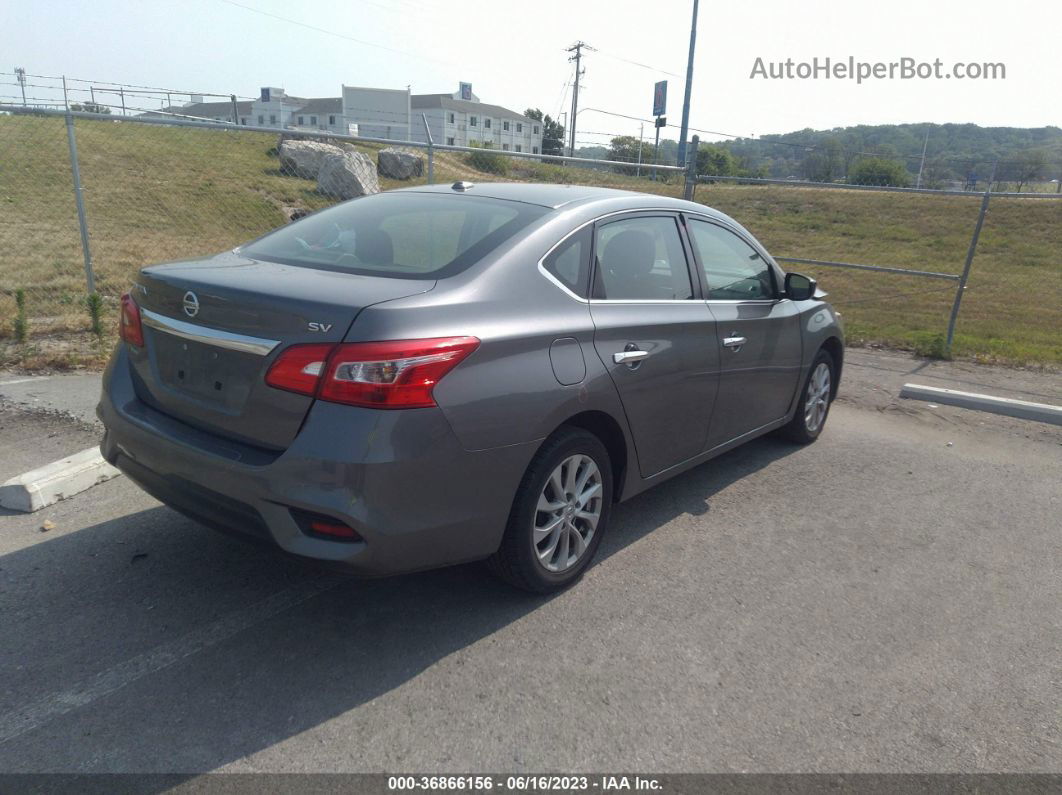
[278,140,346,180]
[377,147,424,180]
[316,151,380,199]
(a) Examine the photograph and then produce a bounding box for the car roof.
[393,181,724,216]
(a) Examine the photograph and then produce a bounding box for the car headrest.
[355,229,394,265]
[603,230,655,282]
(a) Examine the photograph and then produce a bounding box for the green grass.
[693,183,1062,365]
[0,113,1058,368]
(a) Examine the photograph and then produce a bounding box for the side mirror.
[785,272,817,301]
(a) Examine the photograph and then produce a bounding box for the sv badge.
[308,322,333,333]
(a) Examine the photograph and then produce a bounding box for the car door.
[684,216,803,450]
[588,213,720,478]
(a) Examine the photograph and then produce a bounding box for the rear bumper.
[98,344,538,575]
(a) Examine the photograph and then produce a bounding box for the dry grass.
[0,114,1058,368]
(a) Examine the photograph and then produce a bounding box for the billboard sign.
[459,82,473,101]
[653,80,667,117]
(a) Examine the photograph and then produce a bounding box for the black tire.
[780,348,836,444]
[487,427,613,593]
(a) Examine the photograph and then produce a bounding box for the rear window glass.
[240,193,548,279]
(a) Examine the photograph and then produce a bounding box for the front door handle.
[723,336,747,350]
[613,349,649,364]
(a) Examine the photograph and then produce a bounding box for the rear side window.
[542,227,591,297]
[687,219,776,300]
[240,193,548,279]
[593,216,693,300]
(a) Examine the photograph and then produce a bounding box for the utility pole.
[676,0,699,168]
[14,67,27,106]
[566,41,592,157]
[637,122,644,177]
[916,128,929,189]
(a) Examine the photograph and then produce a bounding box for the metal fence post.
[421,113,434,185]
[64,113,95,294]
[683,134,699,201]
[945,161,996,352]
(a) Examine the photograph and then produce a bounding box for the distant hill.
[581,123,1062,188]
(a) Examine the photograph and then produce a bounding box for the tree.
[607,136,647,175]
[849,156,911,187]
[802,137,843,182]
[1011,149,1047,192]
[70,102,111,114]
[696,144,738,177]
[524,108,565,157]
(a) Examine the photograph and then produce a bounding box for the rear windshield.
[239,192,548,279]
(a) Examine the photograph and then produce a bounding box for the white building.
[152,83,542,154]
[409,87,543,154]
[341,85,412,140]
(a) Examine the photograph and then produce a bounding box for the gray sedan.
[99,183,843,592]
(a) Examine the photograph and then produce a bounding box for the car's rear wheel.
[488,427,613,593]
[781,349,835,444]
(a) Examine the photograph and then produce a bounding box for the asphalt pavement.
[0,353,1059,773]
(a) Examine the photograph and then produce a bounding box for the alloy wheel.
[804,361,831,433]
[533,454,603,573]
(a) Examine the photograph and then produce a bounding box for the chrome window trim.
[140,309,281,356]
[537,207,704,304]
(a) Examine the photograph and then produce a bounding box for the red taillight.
[264,343,334,396]
[119,293,144,347]
[264,336,479,408]
[319,337,480,409]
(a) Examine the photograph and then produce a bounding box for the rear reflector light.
[265,336,479,409]
[290,508,363,542]
[264,344,334,396]
[119,292,144,347]
[308,520,361,540]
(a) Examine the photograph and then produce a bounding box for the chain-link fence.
[1,104,1059,369]
[693,175,1062,364]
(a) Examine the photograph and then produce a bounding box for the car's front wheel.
[488,427,613,593]
[781,349,835,444]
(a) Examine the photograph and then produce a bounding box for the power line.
[591,49,682,78]
[216,0,455,67]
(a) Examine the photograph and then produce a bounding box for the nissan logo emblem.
[182,291,200,318]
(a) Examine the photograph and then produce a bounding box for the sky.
[3,0,1060,148]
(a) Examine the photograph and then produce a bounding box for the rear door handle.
[723,336,747,349]
[613,350,650,364]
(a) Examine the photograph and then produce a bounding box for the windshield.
[240,192,549,279]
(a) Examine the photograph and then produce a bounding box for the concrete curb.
[900,383,1062,426]
[0,448,121,513]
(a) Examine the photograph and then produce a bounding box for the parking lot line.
[0,573,347,745]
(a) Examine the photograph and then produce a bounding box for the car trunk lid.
[127,252,434,449]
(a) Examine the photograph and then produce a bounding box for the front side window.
[240,193,548,280]
[503,120,510,131]
[258,114,264,125]
[543,227,591,297]
[446,136,455,146]
[515,144,522,153]
[532,146,539,154]
[329,114,336,124]
[297,116,304,125]
[470,116,478,126]
[593,216,692,300]
[502,143,509,151]
[310,115,317,125]
[516,122,523,133]
[533,125,540,134]
[269,114,277,125]
[687,219,775,300]
[484,118,491,129]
